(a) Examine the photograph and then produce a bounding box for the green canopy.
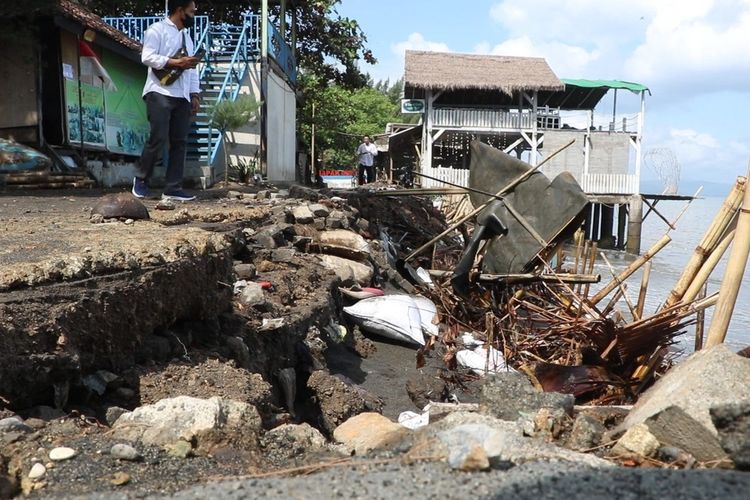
[561,79,650,94]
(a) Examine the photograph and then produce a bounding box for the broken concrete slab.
[480,372,574,421]
[711,400,750,470]
[644,406,727,462]
[418,412,611,470]
[621,345,750,458]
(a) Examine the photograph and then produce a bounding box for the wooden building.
[1,0,146,184]
[403,50,656,253]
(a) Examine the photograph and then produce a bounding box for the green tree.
[209,94,261,185]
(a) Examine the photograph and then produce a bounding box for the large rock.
[112,396,261,448]
[91,192,149,220]
[307,371,383,434]
[333,413,408,455]
[292,205,315,224]
[263,423,329,459]
[480,372,574,421]
[416,412,610,470]
[711,400,750,470]
[621,345,750,461]
[315,230,370,261]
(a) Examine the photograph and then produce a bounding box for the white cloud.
[367,32,450,84]
[474,36,601,78]
[391,32,450,56]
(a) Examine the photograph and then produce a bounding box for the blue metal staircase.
[103,15,259,174]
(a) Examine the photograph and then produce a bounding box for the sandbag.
[317,254,374,285]
[343,295,439,346]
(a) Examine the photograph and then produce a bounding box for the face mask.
[183,14,195,28]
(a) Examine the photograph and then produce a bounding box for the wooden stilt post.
[617,203,627,250]
[626,195,643,254]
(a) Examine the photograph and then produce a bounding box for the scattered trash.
[455,333,515,375]
[338,285,385,301]
[343,295,439,346]
[398,410,430,429]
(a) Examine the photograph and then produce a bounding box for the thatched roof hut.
[404,50,564,95]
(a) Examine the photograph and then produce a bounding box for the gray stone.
[266,423,328,454]
[327,210,350,230]
[234,263,256,280]
[238,282,265,307]
[711,400,750,470]
[292,205,314,224]
[166,440,193,458]
[111,396,262,447]
[111,443,141,461]
[313,217,326,231]
[256,190,271,200]
[356,218,371,233]
[611,423,660,458]
[427,412,610,469]
[308,203,330,217]
[480,372,574,421]
[567,414,606,451]
[531,407,569,440]
[227,190,244,199]
[288,185,321,201]
[105,406,129,426]
[271,248,297,263]
[0,417,33,434]
[645,406,727,462]
[251,233,277,249]
[28,463,46,480]
[49,447,77,461]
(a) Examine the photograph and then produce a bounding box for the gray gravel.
[147,461,750,500]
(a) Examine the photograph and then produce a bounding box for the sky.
[337,0,750,192]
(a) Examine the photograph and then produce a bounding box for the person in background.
[356,135,378,185]
[132,0,201,201]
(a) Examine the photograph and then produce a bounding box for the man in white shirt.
[356,135,378,185]
[132,0,201,202]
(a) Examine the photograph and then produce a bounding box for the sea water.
[590,195,750,355]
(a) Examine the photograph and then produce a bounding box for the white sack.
[343,295,439,346]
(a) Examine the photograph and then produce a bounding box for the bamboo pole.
[404,139,576,262]
[589,234,671,306]
[706,163,750,346]
[425,270,600,284]
[694,284,707,351]
[682,229,735,304]
[582,242,598,299]
[664,178,745,308]
[635,261,652,320]
[600,251,638,319]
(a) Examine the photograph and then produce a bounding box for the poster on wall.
[65,80,106,148]
[101,52,149,156]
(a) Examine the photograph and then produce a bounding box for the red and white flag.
[78,41,117,92]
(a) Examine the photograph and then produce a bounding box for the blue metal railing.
[266,19,296,84]
[102,15,210,48]
[207,19,252,165]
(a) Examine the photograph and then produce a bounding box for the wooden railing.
[580,173,639,194]
[432,107,561,130]
[421,166,639,195]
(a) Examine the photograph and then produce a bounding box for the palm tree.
[208,94,261,186]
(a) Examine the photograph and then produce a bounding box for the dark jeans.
[358,163,374,185]
[136,92,191,192]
